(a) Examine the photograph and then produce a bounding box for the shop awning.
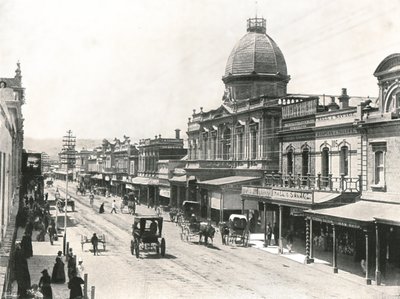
[159,187,170,198]
[131,177,151,185]
[198,176,260,187]
[169,175,196,183]
[305,200,400,228]
[91,174,103,179]
[126,184,138,190]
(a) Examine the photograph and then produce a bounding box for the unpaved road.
[50,182,390,299]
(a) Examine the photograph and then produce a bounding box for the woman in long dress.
[39,269,53,299]
[51,251,66,283]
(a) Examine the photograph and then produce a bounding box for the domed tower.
[223,17,290,101]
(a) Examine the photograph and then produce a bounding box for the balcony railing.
[185,159,271,169]
[265,173,361,193]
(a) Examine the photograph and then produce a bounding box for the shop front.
[198,176,261,223]
[305,200,400,285]
[241,185,352,258]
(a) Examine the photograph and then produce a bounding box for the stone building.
[0,63,25,295]
[186,17,294,222]
[132,130,186,206]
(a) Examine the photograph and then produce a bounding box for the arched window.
[287,149,294,174]
[222,128,231,160]
[251,130,257,160]
[237,133,244,160]
[203,135,208,160]
[375,151,384,185]
[302,148,309,177]
[321,147,330,185]
[340,146,349,176]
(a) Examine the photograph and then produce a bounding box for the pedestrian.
[91,233,99,256]
[47,224,56,245]
[38,269,53,299]
[273,223,279,246]
[76,258,84,278]
[266,223,272,246]
[21,233,33,258]
[99,202,105,214]
[89,192,94,206]
[68,270,84,299]
[15,242,31,298]
[286,229,294,253]
[110,199,117,213]
[67,248,76,281]
[51,251,66,283]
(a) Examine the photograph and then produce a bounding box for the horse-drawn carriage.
[93,186,107,196]
[120,193,137,214]
[220,214,249,246]
[130,216,166,258]
[56,197,75,212]
[179,201,215,245]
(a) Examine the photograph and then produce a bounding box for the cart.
[130,216,166,258]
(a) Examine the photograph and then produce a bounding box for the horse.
[198,222,216,245]
[218,222,229,245]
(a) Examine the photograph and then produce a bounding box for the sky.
[0,0,399,141]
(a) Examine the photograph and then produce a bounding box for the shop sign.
[210,191,221,209]
[290,207,305,216]
[159,187,170,198]
[272,189,313,202]
[242,186,272,198]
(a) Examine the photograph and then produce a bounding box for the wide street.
[48,181,391,299]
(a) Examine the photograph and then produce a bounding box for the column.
[305,218,314,264]
[278,205,283,254]
[207,191,211,220]
[310,219,314,259]
[241,198,245,215]
[365,230,371,285]
[375,223,381,285]
[333,224,338,273]
[263,203,267,247]
[146,187,150,207]
[220,192,224,222]
[177,186,181,208]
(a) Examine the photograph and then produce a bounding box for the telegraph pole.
[61,130,76,255]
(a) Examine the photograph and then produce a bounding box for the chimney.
[175,129,181,139]
[338,88,350,109]
[158,134,161,139]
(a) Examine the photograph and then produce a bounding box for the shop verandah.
[305,200,400,286]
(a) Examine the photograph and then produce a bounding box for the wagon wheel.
[134,239,140,258]
[156,241,160,254]
[161,238,166,257]
[130,240,134,255]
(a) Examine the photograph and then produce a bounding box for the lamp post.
[61,130,76,255]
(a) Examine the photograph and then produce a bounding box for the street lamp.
[61,130,76,255]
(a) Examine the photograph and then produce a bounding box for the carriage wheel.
[130,240,134,255]
[156,243,160,254]
[161,238,166,257]
[134,239,140,258]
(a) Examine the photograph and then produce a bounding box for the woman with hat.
[51,251,65,283]
[38,269,53,299]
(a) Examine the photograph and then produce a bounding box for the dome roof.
[224,19,287,78]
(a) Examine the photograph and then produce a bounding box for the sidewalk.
[248,234,400,297]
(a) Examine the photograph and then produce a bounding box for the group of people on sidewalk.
[14,189,88,298]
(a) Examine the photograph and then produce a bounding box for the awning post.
[375,223,381,285]
[332,224,338,273]
[305,218,314,264]
[263,203,267,247]
[278,205,283,254]
[365,229,371,285]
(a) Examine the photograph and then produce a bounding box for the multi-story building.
[132,130,186,206]
[0,63,25,296]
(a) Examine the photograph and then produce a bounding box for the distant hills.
[24,137,103,160]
